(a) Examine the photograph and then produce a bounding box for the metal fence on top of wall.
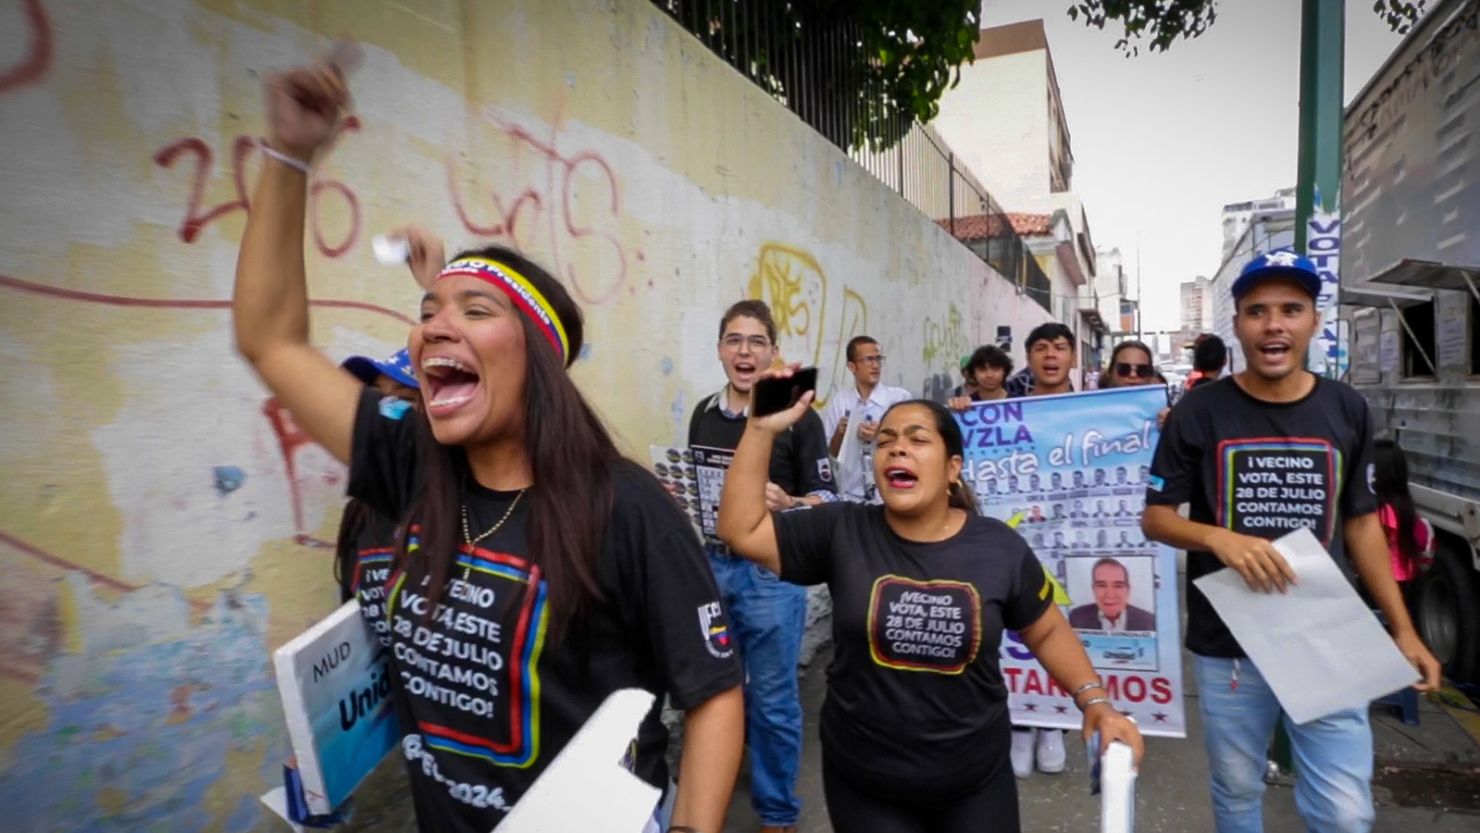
[652,0,1053,312]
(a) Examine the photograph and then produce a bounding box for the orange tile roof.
[937,212,1053,241]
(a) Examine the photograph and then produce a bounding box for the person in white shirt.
[821,336,913,502]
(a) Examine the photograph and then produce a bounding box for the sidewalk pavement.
[718,644,1480,832]
[328,641,1479,833]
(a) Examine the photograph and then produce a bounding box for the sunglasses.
[1114,362,1154,378]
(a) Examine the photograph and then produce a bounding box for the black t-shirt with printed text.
[1146,375,1378,658]
[347,389,743,833]
[339,505,399,647]
[688,393,836,496]
[774,503,1051,799]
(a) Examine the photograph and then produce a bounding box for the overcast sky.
[973,0,1409,330]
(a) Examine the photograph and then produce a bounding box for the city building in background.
[1220,187,1297,260]
[1096,246,1137,337]
[1207,207,1297,374]
[933,18,1105,382]
[1179,275,1213,333]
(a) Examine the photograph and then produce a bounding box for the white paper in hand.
[1193,528,1418,724]
[372,235,410,265]
[492,688,661,833]
[1099,741,1136,833]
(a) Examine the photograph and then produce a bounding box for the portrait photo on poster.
[1065,555,1156,632]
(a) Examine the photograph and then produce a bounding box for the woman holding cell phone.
[717,367,1144,833]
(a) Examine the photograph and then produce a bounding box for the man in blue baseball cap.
[341,348,418,404]
[335,348,419,615]
[1230,250,1324,301]
[1142,251,1440,833]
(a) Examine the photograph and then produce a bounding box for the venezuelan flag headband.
[435,257,571,366]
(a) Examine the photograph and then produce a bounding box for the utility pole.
[1293,0,1345,377]
[1135,232,1143,341]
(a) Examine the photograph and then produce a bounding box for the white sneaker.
[1036,728,1067,774]
[1010,729,1035,779]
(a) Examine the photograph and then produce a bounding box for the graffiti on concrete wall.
[0,0,51,95]
[153,120,363,258]
[922,303,970,369]
[744,243,871,407]
[448,110,635,306]
[747,243,827,366]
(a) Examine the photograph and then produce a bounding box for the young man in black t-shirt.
[688,300,835,833]
[1144,252,1440,833]
[1007,321,1078,777]
[1016,322,1076,398]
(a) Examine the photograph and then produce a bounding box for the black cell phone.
[752,367,818,417]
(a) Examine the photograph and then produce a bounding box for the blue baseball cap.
[341,348,419,389]
[1231,251,1322,301]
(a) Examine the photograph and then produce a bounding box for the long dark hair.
[1102,340,1154,388]
[1374,438,1422,565]
[880,398,978,515]
[334,498,372,602]
[398,245,620,639]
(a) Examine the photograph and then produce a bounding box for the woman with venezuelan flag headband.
[233,56,743,833]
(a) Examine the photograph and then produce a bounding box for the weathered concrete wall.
[0,1,1053,830]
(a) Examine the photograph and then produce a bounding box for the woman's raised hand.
[746,364,815,435]
[387,224,447,290]
[263,53,354,162]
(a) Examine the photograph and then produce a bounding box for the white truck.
[1341,0,1480,684]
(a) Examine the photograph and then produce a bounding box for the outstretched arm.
[233,61,364,464]
[715,367,815,575]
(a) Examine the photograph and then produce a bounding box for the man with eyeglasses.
[688,299,835,833]
[821,335,913,503]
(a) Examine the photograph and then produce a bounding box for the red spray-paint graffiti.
[152,136,253,244]
[447,116,630,305]
[260,398,338,549]
[0,272,413,325]
[152,121,362,259]
[0,272,412,558]
[0,0,52,94]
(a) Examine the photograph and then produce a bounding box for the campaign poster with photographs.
[958,387,1186,737]
[649,445,733,542]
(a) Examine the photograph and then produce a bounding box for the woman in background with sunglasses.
[1100,340,1159,389]
[1101,340,1172,429]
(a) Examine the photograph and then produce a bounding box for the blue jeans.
[1193,655,1374,833]
[709,549,807,826]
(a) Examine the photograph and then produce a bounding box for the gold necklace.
[458,490,526,581]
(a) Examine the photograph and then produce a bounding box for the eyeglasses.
[721,334,772,351]
[854,355,885,365]
[1114,362,1154,378]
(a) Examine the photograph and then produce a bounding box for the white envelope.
[1192,528,1418,724]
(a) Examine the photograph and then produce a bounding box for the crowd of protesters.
[237,52,1438,833]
